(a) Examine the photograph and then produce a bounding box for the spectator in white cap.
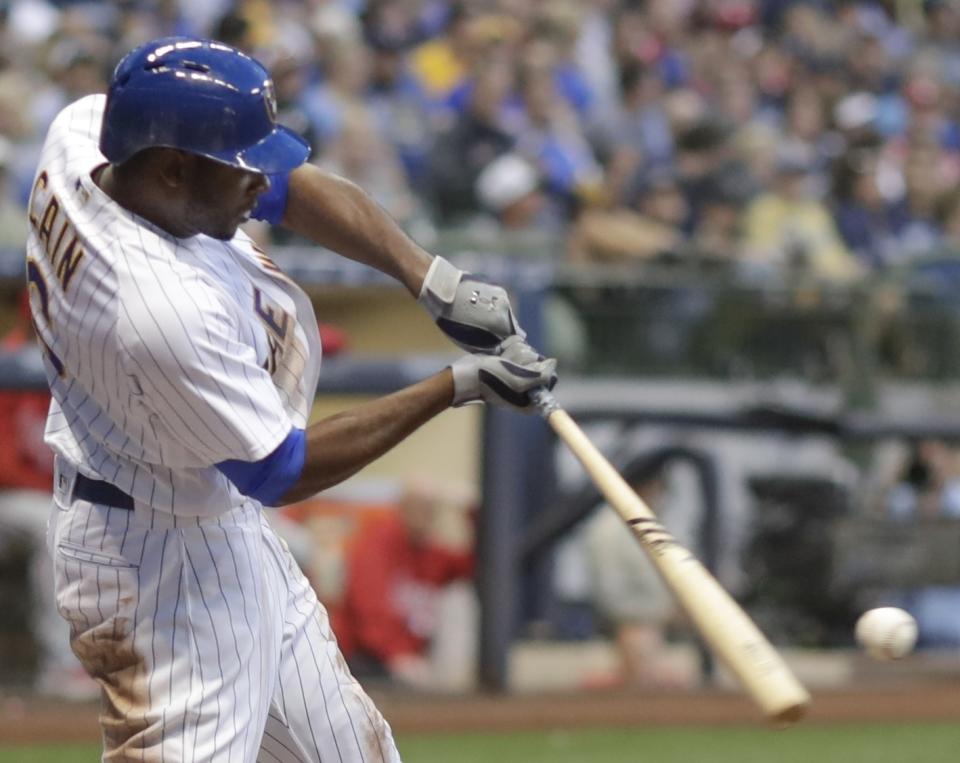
[834,91,883,142]
[475,152,551,230]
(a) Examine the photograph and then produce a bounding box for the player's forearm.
[278,370,454,504]
[283,164,432,296]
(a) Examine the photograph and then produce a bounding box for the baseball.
[855,607,918,661]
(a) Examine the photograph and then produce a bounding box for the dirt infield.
[376,682,960,732]
[1,681,957,744]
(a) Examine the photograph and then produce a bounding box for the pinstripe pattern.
[36,96,397,762]
[28,96,321,517]
[49,493,400,762]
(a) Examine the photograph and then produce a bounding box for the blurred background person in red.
[333,477,477,692]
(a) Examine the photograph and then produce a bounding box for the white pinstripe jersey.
[26,95,322,516]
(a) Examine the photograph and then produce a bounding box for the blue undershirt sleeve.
[216,427,307,506]
[249,171,292,225]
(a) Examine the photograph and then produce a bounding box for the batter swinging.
[27,37,556,762]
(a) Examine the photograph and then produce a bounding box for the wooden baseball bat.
[532,390,810,724]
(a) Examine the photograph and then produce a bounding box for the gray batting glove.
[419,255,525,353]
[450,336,557,413]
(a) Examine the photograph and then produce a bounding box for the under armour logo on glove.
[470,289,498,309]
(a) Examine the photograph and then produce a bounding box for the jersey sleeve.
[120,286,292,466]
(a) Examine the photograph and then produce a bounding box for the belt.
[72,473,135,511]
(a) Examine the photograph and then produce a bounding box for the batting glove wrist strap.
[419,255,461,311]
[450,355,482,407]
[419,255,525,354]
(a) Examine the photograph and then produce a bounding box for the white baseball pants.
[48,476,401,763]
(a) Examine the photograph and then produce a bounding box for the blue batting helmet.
[100,37,309,174]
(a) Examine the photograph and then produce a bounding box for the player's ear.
[155,149,191,191]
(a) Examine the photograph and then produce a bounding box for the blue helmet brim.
[217,124,310,175]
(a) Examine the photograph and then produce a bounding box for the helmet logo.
[263,80,278,123]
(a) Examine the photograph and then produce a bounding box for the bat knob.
[530,388,560,417]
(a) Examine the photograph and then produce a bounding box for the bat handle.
[530,387,561,418]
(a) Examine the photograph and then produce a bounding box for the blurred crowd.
[6,0,960,696]
[3,1,960,278]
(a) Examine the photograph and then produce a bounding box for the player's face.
[182,156,270,240]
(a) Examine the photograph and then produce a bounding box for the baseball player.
[27,37,556,762]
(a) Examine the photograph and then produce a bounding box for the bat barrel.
[534,389,811,724]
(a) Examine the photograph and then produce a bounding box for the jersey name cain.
[27,171,86,298]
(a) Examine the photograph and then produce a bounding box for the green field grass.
[2,723,958,762]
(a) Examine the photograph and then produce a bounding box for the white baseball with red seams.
[855,607,918,661]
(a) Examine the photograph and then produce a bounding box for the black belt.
[73,473,135,511]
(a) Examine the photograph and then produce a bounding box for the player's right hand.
[450,336,557,413]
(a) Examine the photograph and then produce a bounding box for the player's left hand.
[450,336,557,413]
[418,255,524,353]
